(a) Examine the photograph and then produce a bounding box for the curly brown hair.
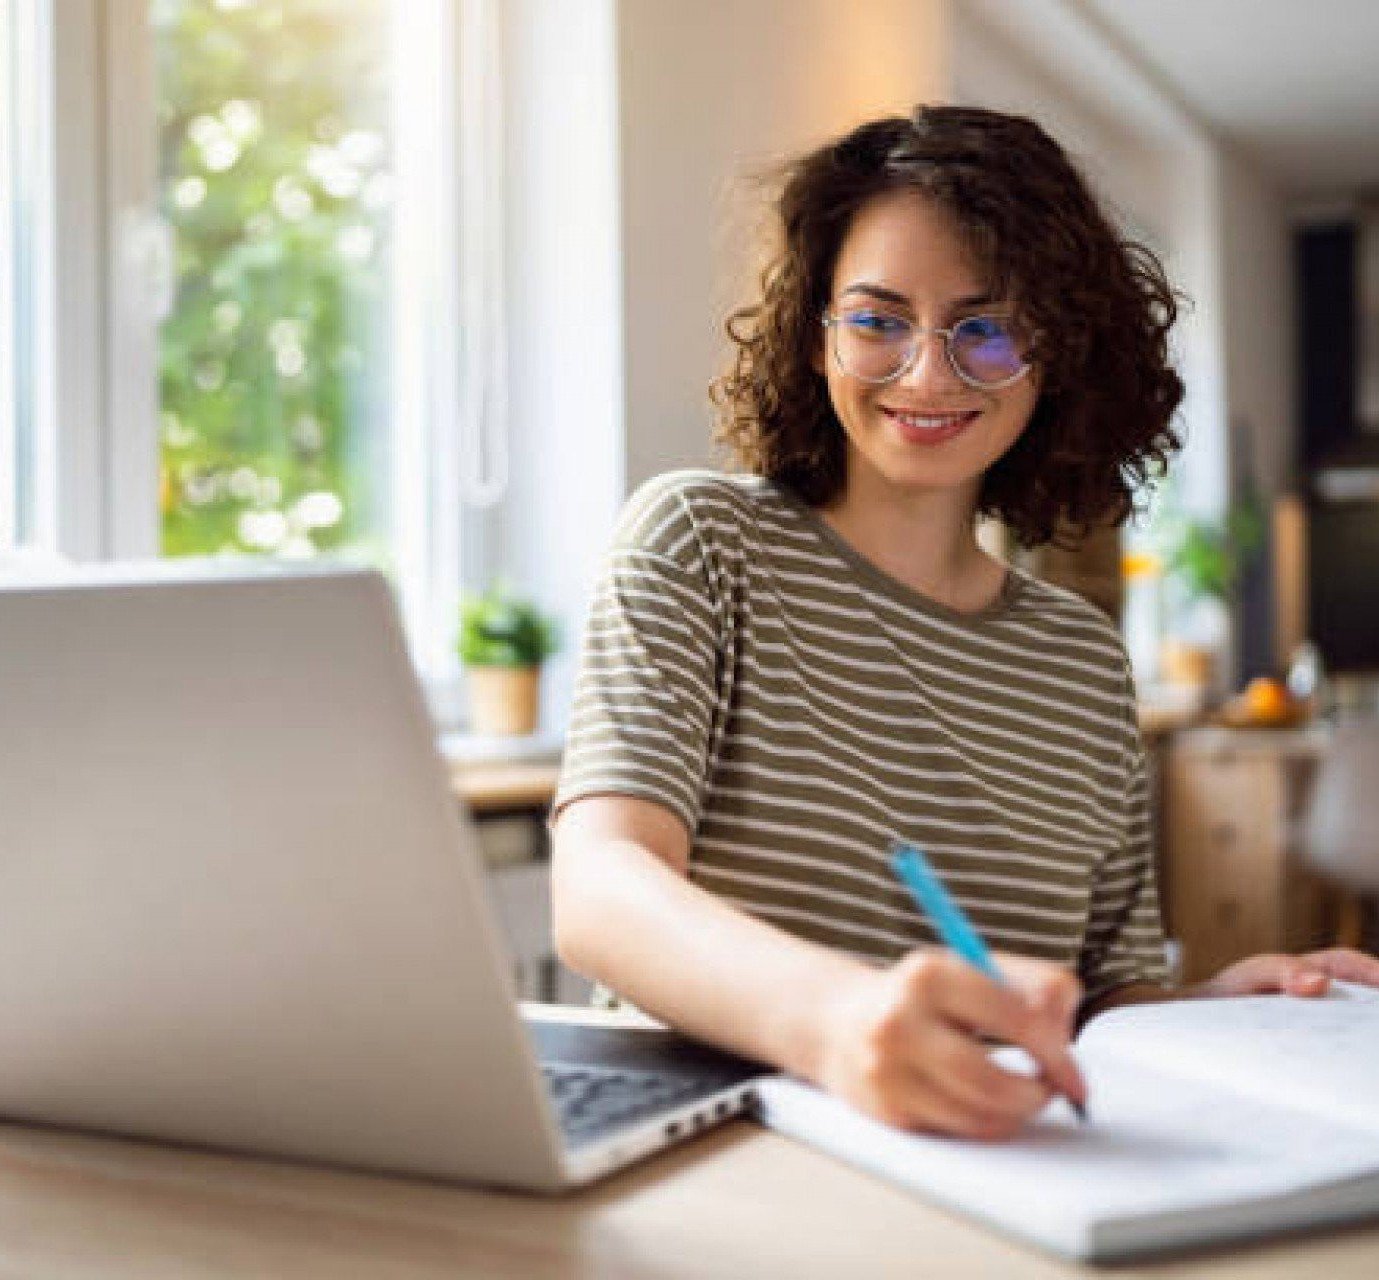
[711,104,1184,548]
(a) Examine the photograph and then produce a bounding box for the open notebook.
[753,982,1379,1262]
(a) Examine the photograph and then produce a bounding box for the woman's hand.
[1196,947,1379,999]
[811,949,1086,1140]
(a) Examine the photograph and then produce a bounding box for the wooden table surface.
[450,759,560,817]
[2,1116,1377,1279]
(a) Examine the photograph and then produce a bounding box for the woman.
[549,104,1379,1140]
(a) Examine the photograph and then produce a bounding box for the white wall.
[952,12,1175,248]
[1217,150,1294,499]
[499,0,625,731]
[1163,138,1232,516]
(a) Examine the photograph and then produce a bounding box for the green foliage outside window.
[155,0,392,560]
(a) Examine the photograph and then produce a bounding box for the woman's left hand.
[1197,948,1379,999]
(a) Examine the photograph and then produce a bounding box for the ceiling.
[1080,0,1379,195]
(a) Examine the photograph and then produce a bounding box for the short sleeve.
[1077,728,1171,1004]
[552,476,724,836]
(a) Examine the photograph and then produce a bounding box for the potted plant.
[1158,498,1264,696]
[458,582,560,736]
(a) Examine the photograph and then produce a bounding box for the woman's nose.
[897,329,962,392]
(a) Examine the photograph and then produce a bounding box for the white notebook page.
[1076,981,1379,1136]
[756,1045,1379,1258]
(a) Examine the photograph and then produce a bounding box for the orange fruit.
[1243,676,1291,723]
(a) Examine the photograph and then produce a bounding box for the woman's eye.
[844,311,909,337]
[960,316,1007,340]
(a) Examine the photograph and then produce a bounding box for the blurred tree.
[155,0,392,560]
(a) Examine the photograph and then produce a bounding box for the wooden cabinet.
[1162,727,1336,983]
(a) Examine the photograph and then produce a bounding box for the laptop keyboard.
[541,1062,716,1143]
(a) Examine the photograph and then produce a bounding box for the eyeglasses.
[821,306,1032,390]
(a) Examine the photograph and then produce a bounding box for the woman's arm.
[552,793,862,1079]
[551,793,1088,1138]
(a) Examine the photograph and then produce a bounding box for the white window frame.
[3,0,76,558]
[0,1,15,551]
[24,0,505,723]
[13,0,105,560]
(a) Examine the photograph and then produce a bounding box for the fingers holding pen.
[903,951,1089,1115]
[814,950,1083,1139]
[910,1023,1056,1137]
[839,1002,1052,1138]
[872,1061,1053,1141]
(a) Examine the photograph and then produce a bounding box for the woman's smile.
[878,404,982,445]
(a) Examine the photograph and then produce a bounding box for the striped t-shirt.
[554,469,1168,1004]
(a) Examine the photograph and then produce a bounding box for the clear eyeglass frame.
[820,309,1033,391]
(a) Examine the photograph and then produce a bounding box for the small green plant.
[458,582,559,669]
[1158,487,1266,604]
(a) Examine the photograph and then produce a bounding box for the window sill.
[438,728,563,767]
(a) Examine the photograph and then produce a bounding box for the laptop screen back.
[0,565,566,1186]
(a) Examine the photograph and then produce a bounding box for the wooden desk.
[3,1117,1377,1278]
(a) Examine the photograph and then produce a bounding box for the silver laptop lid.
[0,563,567,1187]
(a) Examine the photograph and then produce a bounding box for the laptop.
[0,562,763,1190]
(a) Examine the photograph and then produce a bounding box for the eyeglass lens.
[832,310,1027,387]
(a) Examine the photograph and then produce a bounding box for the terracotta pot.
[467,665,541,736]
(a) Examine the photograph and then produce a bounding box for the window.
[1,0,47,554]
[0,7,15,550]
[6,0,509,711]
[153,0,397,566]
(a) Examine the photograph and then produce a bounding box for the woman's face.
[820,190,1040,507]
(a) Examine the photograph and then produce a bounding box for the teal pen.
[890,840,1088,1123]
